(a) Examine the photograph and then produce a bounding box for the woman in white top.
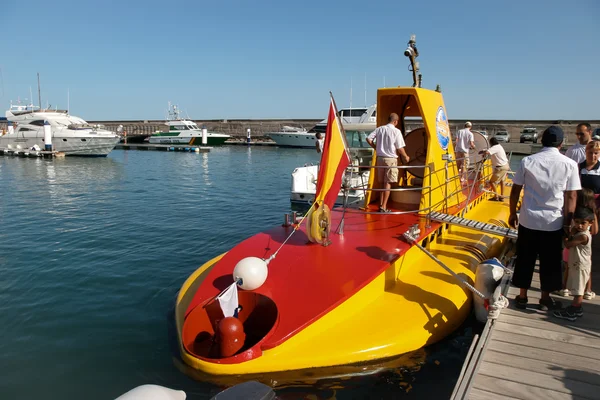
[480,137,510,201]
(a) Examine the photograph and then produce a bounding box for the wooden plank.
[472,374,586,400]
[494,321,600,350]
[489,330,600,359]
[468,387,521,400]
[483,350,600,385]
[456,321,495,398]
[450,333,480,400]
[478,361,600,398]
[487,340,600,372]
[500,313,600,339]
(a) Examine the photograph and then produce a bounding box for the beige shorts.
[567,262,591,296]
[377,157,398,183]
[491,164,509,184]
[456,151,469,171]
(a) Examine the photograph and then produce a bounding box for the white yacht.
[266,126,315,148]
[148,103,230,145]
[269,104,377,148]
[312,104,377,133]
[1,102,120,156]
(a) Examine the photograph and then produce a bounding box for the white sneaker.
[584,291,596,300]
[555,289,570,297]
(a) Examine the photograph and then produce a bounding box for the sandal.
[584,291,596,300]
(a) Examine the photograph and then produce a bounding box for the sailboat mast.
[37,73,42,110]
[349,77,353,115]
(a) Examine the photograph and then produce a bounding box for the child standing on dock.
[556,188,598,297]
[554,206,594,321]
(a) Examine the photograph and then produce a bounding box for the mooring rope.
[264,201,317,264]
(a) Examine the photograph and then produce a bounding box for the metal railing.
[336,152,499,225]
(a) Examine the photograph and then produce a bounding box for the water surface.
[0,147,492,399]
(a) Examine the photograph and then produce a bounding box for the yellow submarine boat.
[175,37,515,385]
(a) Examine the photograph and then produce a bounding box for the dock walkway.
[453,240,600,400]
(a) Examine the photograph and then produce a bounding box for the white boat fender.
[473,258,507,323]
[115,384,186,400]
[210,381,275,400]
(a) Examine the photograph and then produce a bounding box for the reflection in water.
[0,148,477,400]
[201,152,211,186]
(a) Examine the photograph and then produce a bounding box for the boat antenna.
[364,73,367,107]
[350,77,353,114]
[404,35,420,87]
[37,73,42,110]
[0,67,4,98]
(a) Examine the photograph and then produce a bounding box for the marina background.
[3,118,598,145]
[0,147,523,399]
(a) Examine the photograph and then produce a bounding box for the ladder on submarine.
[429,211,518,239]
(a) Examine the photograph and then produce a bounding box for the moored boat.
[175,37,514,385]
[1,102,120,156]
[148,103,230,146]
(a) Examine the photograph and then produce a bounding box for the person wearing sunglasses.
[566,123,593,163]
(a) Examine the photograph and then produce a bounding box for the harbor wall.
[1,118,598,144]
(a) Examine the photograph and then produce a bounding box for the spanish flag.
[314,94,351,210]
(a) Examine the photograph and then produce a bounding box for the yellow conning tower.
[365,86,492,214]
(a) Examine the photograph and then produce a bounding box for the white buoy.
[233,257,268,290]
[246,128,251,144]
[7,121,14,135]
[473,258,505,323]
[43,120,52,151]
[194,147,200,153]
[115,384,186,400]
[202,128,208,145]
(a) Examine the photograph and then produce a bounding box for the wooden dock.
[0,148,63,158]
[453,241,600,399]
[115,143,210,152]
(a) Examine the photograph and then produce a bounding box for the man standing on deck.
[566,123,593,163]
[366,113,410,213]
[509,126,581,311]
[454,122,475,184]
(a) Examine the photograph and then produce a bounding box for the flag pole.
[329,92,350,159]
[330,92,351,235]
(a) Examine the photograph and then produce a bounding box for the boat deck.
[452,239,600,400]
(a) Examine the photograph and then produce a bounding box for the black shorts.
[512,224,563,292]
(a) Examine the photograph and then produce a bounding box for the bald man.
[366,113,410,212]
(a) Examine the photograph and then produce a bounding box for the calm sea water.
[0,147,520,400]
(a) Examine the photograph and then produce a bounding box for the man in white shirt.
[509,126,581,311]
[480,137,509,201]
[565,122,592,163]
[315,132,324,153]
[454,122,475,183]
[367,113,410,213]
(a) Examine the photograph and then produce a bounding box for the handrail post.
[426,162,432,228]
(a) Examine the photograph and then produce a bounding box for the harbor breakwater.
[1,118,598,144]
[88,118,600,144]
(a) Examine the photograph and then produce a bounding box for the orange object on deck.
[217,317,246,357]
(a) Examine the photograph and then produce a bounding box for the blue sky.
[1,0,598,121]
